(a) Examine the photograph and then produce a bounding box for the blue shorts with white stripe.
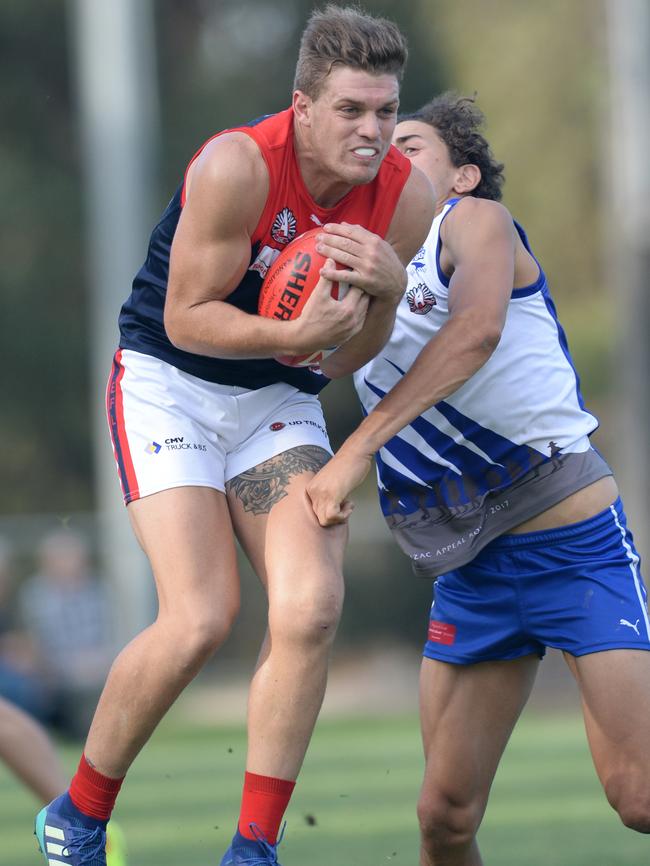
[424,497,650,663]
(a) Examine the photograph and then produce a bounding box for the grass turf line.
[1,712,647,865]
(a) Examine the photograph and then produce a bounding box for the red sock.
[238,771,296,844]
[69,754,125,821]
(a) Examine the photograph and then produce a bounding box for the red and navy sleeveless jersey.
[118,108,411,393]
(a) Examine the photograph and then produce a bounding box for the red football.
[257,227,349,367]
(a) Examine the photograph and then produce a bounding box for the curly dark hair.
[400,92,505,201]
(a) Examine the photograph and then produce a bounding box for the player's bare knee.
[607,777,650,834]
[194,609,238,657]
[270,588,342,647]
[614,799,650,834]
[417,791,481,850]
[162,602,239,667]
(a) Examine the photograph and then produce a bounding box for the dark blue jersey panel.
[117,187,329,394]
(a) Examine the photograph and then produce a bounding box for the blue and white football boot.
[35,793,107,866]
[219,824,285,865]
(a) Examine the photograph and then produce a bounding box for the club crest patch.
[406,282,437,315]
[271,207,297,245]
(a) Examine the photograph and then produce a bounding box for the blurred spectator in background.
[0,536,51,721]
[0,535,127,863]
[19,529,116,738]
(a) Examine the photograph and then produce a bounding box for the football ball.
[258,228,349,367]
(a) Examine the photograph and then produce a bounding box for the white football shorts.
[106,349,332,504]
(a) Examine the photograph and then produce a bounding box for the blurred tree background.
[0,0,617,651]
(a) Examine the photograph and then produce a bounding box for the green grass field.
[2,711,648,865]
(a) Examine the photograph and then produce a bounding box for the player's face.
[393,120,457,204]
[296,67,400,188]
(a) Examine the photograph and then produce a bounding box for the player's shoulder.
[198,131,268,183]
[448,195,511,221]
[442,195,514,242]
[392,164,436,226]
[408,166,437,225]
[184,130,270,217]
[386,164,436,262]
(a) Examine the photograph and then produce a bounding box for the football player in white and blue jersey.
[308,93,650,864]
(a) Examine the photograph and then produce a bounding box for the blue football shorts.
[424,497,650,663]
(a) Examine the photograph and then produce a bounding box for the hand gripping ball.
[257,228,349,367]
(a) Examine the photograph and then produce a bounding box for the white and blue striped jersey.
[353,198,610,575]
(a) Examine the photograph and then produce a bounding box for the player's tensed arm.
[307,197,516,525]
[316,166,435,378]
[165,133,367,360]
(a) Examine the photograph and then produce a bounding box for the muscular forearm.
[166,298,304,359]
[320,296,399,378]
[341,311,500,456]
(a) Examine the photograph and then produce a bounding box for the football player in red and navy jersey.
[34,6,434,866]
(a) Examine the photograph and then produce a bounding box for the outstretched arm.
[307,197,516,525]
